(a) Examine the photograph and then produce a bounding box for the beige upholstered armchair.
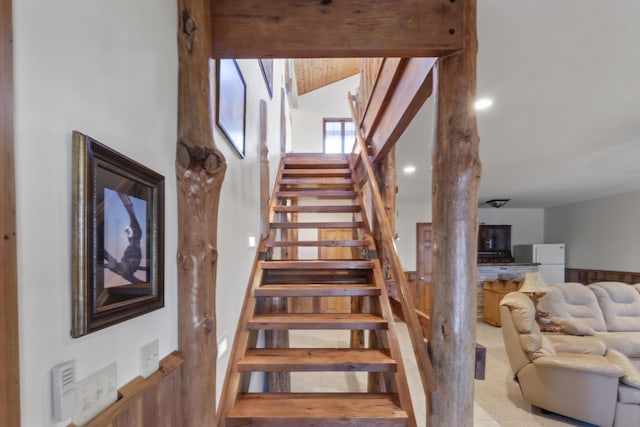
[500,291,636,426]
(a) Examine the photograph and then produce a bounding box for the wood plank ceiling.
[294,59,362,96]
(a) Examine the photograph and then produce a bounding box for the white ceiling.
[396,0,640,208]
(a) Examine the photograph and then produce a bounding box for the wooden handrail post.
[1,0,20,424]
[429,0,481,425]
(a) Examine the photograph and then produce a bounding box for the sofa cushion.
[550,317,596,336]
[589,282,640,332]
[595,332,640,358]
[538,283,607,332]
[605,349,640,389]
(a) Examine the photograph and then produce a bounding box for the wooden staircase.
[217,153,417,427]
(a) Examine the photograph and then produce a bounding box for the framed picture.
[216,59,246,158]
[259,58,274,98]
[72,131,164,337]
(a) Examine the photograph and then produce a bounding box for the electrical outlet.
[73,363,117,426]
[140,340,159,378]
[248,235,256,248]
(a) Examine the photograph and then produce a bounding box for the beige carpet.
[289,322,596,426]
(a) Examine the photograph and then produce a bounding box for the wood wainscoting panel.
[565,268,640,285]
[67,352,183,427]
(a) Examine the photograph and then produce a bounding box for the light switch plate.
[73,362,117,426]
[140,340,159,378]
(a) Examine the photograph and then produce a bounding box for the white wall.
[214,58,285,401]
[14,1,286,424]
[545,190,640,271]
[291,75,360,152]
[14,1,178,425]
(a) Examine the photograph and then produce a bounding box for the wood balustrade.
[349,93,438,413]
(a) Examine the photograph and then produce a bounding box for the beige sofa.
[500,292,640,426]
[538,282,640,367]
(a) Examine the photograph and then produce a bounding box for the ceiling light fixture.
[486,199,510,208]
[403,165,416,174]
[475,98,493,110]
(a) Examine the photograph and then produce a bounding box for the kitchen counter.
[478,262,539,267]
[476,263,540,321]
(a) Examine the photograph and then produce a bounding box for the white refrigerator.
[513,244,565,285]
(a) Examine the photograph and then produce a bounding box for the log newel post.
[429,0,481,424]
[177,1,227,425]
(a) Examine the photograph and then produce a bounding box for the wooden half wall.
[67,353,183,427]
[565,268,640,285]
[0,0,20,425]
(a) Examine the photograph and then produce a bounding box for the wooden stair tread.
[276,190,357,198]
[279,177,353,185]
[284,156,350,168]
[282,168,351,177]
[227,393,408,427]
[238,348,396,372]
[265,239,369,248]
[255,284,380,297]
[248,313,388,330]
[260,260,374,269]
[273,205,360,213]
[269,221,364,229]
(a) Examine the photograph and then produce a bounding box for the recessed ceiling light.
[403,165,416,174]
[475,98,493,110]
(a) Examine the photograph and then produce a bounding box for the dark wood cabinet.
[478,225,513,263]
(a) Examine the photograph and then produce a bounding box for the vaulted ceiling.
[294,59,361,96]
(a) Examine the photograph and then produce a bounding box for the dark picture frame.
[216,59,247,158]
[71,131,164,337]
[259,58,274,98]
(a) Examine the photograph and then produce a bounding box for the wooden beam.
[359,58,403,134]
[0,0,20,424]
[429,0,481,425]
[210,0,462,58]
[177,0,227,425]
[367,58,436,162]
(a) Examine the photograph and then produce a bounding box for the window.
[323,118,355,154]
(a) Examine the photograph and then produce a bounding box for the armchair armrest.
[547,335,606,355]
[533,353,623,378]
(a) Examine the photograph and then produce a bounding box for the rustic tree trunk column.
[177,1,227,425]
[429,0,481,425]
[1,0,20,425]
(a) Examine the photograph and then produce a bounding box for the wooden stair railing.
[349,92,439,414]
[217,153,420,427]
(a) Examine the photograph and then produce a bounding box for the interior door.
[318,228,355,313]
[416,223,433,316]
